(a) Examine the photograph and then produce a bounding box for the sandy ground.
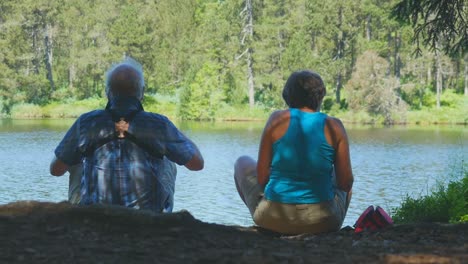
[1,201,466,264]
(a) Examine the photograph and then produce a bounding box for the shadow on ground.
[1,201,466,263]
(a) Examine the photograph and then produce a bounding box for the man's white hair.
[105,57,145,100]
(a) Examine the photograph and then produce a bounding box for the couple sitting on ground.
[50,58,354,235]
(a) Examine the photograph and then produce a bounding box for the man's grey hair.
[105,57,145,100]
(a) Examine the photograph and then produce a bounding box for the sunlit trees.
[346,51,407,124]
[0,0,466,120]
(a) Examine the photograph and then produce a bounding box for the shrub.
[440,89,463,107]
[392,172,468,224]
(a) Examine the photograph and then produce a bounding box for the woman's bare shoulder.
[325,116,345,129]
[263,109,290,138]
[270,109,289,118]
[267,109,289,125]
[325,116,348,142]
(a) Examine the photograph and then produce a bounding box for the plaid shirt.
[54,97,195,212]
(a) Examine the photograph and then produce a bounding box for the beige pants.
[235,156,348,235]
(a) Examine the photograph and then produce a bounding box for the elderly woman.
[234,70,354,235]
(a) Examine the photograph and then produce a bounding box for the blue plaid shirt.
[54,97,195,212]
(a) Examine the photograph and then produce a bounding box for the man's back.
[50,59,203,212]
[55,97,195,212]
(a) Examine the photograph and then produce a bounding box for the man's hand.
[115,118,129,138]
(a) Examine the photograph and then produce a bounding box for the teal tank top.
[264,108,335,204]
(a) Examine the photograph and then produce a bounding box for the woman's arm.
[326,117,354,193]
[257,130,272,186]
[256,113,276,186]
[257,110,289,186]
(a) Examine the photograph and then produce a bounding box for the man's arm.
[51,117,81,177]
[50,156,69,176]
[184,138,204,171]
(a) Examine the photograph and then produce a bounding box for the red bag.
[354,205,393,233]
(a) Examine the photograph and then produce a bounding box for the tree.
[392,0,467,101]
[305,0,362,104]
[346,51,407,124]
[236,0,256,109]
[392,0,467,56]
[178,63,223,120]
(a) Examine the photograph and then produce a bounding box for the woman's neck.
[297,107,319,113]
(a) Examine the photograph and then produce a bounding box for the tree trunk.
[335,72,342,104]
[465,53,468,96]
[247,48,254,108]
[435,45,442,108]
[394,31,401,99]
[68,65,75,89]
[365,15,371,41]
[44,23,55,92]
[427,64,431,86]
[334,7,345,104]
[31,26,41,75]
[245,0,255,108]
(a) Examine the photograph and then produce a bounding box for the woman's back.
[265,108,335,204]
[234,70,353,235]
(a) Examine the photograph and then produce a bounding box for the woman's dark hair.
[282,70,326,110]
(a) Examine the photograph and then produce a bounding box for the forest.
[0,0,466,123]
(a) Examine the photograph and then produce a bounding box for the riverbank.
[4,95,468,126]
[1,201,466,264]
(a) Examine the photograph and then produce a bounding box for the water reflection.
[0,119,466,227]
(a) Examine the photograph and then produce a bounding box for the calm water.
[0,118,466,227]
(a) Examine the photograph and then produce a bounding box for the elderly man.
[50,58,204,212]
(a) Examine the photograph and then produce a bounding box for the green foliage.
[392,172,468,224]
[0,0,467,124]
[213,102,269,121]
[346,51,407,124]
[392,0,467,55]
[440,89,463,108]
[222,71,245,106]
[400,84,434,110]
[11,103,43,118]
[41,97,105,118]
[321,97,335,112]
[178,63,224,120]
[143,94,178,118]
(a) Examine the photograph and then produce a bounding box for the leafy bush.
[440,89,463,107]
[178,63,224,120]
[392,172,468,224]
[321,97,335,112]
[345,51,407,124]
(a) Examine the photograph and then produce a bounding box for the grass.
[10,98,106,118]
[213,103,270,121]
[4,92,467,124]
[407,106,468,125]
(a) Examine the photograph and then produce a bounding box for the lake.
[0,118,466,227]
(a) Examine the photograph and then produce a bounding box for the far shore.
[2,97,467,126]
[1,115,467,127]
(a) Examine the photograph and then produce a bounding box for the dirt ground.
[1,201,466,264]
